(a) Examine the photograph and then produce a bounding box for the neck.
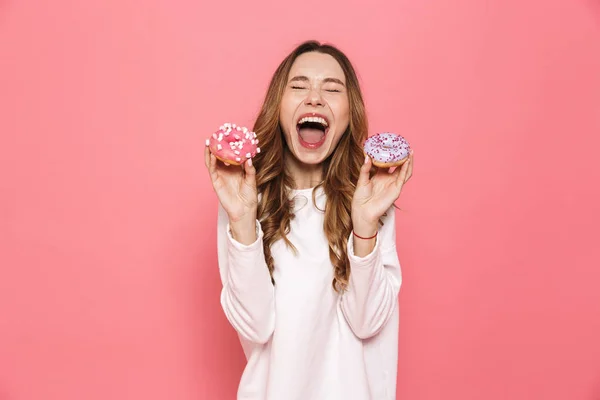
[284,149,323,190]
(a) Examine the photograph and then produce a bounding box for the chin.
[290,138,330,162]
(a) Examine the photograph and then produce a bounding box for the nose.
[304,88,324,107]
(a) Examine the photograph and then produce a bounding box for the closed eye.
[291,86,307,90]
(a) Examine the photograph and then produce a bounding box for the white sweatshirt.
[216,186,402,400]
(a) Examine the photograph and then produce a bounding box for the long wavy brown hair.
[252,40,368,292]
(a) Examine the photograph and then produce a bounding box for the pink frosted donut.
[205,123,260,166]
[364,132,411,167]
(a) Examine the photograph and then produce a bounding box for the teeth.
[297,116,328,127]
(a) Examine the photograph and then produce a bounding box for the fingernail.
[364,155,369,164]
[248,158,253,167]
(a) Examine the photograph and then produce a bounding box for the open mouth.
[296,115,329,148]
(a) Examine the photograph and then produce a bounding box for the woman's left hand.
[351,151,414,236]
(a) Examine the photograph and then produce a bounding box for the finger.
[208,153,219,183]
[383,186,403,208]
[204,146,211,170]
[394,158,410,188]
[357,155,372,187]
[244,157,256,186]
[405,152,414,182]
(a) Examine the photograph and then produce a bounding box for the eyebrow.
[289,75,346,86]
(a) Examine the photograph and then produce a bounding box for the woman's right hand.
[204,146,258,232]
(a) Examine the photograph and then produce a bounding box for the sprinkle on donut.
[206,123,260,165]
[364,132,411,167]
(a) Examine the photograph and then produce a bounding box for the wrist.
[352,230,378,240]
[229,211,258,245]
[352,225,378,257]
[228,207,257,223]
[351,218,378,239]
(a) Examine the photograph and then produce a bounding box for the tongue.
[298,127,325,143]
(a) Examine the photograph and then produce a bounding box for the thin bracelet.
[352,230,378,240]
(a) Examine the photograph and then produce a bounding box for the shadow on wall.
[0,0,9,21]
[589,0,600,25]
[173,215,246,398]
[193,256,246,396]
[593,376,600,400]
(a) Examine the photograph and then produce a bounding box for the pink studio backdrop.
[1,0,599,399]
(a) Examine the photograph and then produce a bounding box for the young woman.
[204,40,414,400]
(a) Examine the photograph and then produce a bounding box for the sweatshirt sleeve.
[216,204,276,344]
[340,206,402,340]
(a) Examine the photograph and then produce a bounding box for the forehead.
[288,52,345,82]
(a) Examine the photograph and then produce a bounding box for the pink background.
[1,0,599,399]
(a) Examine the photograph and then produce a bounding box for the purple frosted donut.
[364,132,411,167]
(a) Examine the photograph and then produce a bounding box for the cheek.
[279,97,297,126]
[333,101,350,130]
[340,98,350,120]
[330,101,350,144]
[330,97,350,120]
[331,129,346,146]
[278,106,293,139]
